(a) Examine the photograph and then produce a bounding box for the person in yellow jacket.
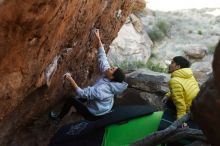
[163,56,200,119]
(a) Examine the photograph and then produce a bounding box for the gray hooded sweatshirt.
[76,47,128,116]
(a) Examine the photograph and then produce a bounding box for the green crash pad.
[102,111,163,146]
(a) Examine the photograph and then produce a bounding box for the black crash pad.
[49,105,157,146]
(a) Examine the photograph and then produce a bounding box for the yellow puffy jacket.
[166,68,199,119]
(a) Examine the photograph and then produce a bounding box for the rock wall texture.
[0,0,135,145]
[132,0,146,13]
[192,40,220,146]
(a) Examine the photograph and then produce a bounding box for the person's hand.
[63,72,71,89]
[63,72,72,82]
[162,96,168,104]
[94,28,100,40]
[93,28,104,48]
[66,75,73,82]
[181,122,189,128]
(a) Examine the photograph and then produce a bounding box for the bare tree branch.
[165,128,206,142]
[130,113,207,146]
[185,141,211,146]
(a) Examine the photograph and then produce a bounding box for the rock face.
[0,0,134,145]
[132,0,146,13]
[107,2,152,67]
[184,44,207,59]
[192,41,220,146]
[126,69,170,93]
[118,69,170,110]
[191,61,213,86]
[117,88,164,110]
[108,22,152,65]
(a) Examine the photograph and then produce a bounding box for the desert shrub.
[112,59,168,73]
[148,26,165,42]
[198,30,202,35]
[146,60,167,73]
[112,60,147,72]
[156,20,170,36]
[147,20,170,42]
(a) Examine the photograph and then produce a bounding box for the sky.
[147,0,220,11]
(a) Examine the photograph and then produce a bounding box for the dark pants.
[166,100,177,111]
[59,96,102,121]
[159,100,199,130]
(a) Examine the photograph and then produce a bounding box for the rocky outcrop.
[117,88,164,110]
[108,22,152,65]
[192,40,220,146]
[0,0,135,145]
[118,69,169,110]
[184,44,207,59]
[126,69,169,93]
[130,13,144,33]
[107,1,152,67]
[191,61,212,86]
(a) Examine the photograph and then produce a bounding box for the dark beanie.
[173,56,190,68]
